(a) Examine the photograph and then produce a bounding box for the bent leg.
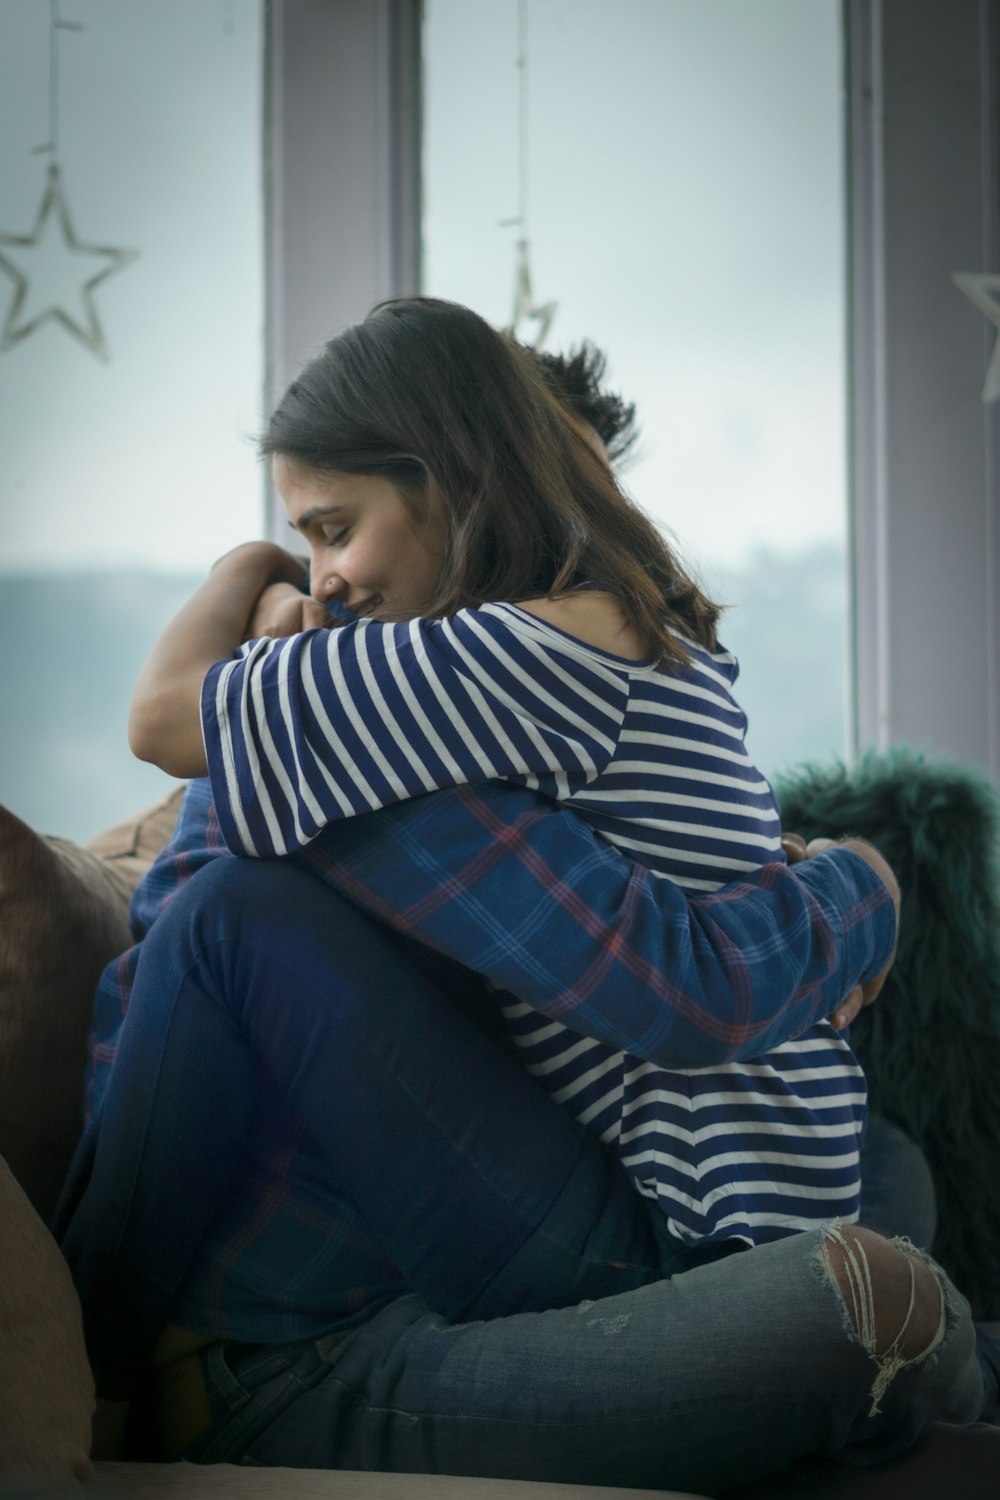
[859,1113,938,1249]
[858,1118,999,1419]
[60,856,676,1396]
[175,1226,982,1493]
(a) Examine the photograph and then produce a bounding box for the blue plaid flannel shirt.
[77,776,896,1343]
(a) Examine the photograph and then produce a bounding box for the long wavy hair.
[262,297,719,666]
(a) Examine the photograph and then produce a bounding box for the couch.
[1,759,998,1498]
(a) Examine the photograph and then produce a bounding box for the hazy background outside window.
[423,0,848,783]
[0,0,264,842]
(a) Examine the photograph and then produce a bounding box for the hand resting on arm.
[782,832,900,1031]
[246,581,333,641]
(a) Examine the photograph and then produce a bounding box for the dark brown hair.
[262,297,719,666]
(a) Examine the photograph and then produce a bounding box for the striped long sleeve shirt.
[202,603,884,1247]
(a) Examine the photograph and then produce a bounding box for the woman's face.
[275,457,447,620]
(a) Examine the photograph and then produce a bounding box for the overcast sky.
[0,0,265,573]
[0,0,845,582]
[423,0,847,581]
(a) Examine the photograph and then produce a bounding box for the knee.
[162,852,340,935]
[861,1115,938,1248]
[821,1225,944,1365]
[139,855,315,984]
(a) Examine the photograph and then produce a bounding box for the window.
[0,0,264,840]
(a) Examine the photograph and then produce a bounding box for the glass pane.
[0,0,264,841]
[423,0,847,781]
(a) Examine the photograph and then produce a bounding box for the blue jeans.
[174,1234,981,1492]
[58,857,983,1492]
[859,1115,938,1250]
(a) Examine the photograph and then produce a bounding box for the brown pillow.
[0,788,185,1222]
[0,1154,94,1482]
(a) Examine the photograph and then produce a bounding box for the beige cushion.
[0,789,184,1220]
[0,1155,94,1483]
[92,1463,702,1499]
[84,787,187,896]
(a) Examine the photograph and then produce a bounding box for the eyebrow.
[288,504,346,533]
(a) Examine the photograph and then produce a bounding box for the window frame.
[264,0,422,544]
[267,0,1000,782]
[846,0,1000,779]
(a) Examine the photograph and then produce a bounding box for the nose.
[309,558,346,605]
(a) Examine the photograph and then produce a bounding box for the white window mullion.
[846,0,1000,782]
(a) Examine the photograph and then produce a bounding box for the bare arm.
[129,542,305,777]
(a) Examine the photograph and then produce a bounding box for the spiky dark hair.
[526,341,639,465]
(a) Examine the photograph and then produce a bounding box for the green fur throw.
[774,746,1000,1318]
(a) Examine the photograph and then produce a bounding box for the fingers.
[784,834,899,1029]
[244,583,337,641]
[301,598,334,631]
[830,985,864,1031]
[806,837,837,856]
[781,834,840,863]
[781,833,807,864]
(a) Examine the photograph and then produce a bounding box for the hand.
[782,832,900,1030]
[246,582,333,641]
[780,832,808,864]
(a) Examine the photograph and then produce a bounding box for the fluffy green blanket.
[775,747,1000,1318]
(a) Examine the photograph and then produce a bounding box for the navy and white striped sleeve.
[201,607,629,857]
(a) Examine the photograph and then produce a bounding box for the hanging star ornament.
[0,164,137,359]
[506,238,557,349]
[953,272,1000,404]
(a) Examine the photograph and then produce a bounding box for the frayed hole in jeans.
[819,1225,946,1416]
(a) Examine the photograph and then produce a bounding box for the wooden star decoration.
[506,238,557,349]
[0,164,137,360]
[953,272,1000,403]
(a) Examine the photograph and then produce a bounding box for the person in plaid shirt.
[56,323,984,1489]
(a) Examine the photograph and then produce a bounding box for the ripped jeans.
[170,1229,980,1493]
[60,858,984,1494]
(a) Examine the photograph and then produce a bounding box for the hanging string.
[34,0,83,164]
[49,0,60,161]
[516,0,528,235]
[499,0,527,236]
[502,0,556,347]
